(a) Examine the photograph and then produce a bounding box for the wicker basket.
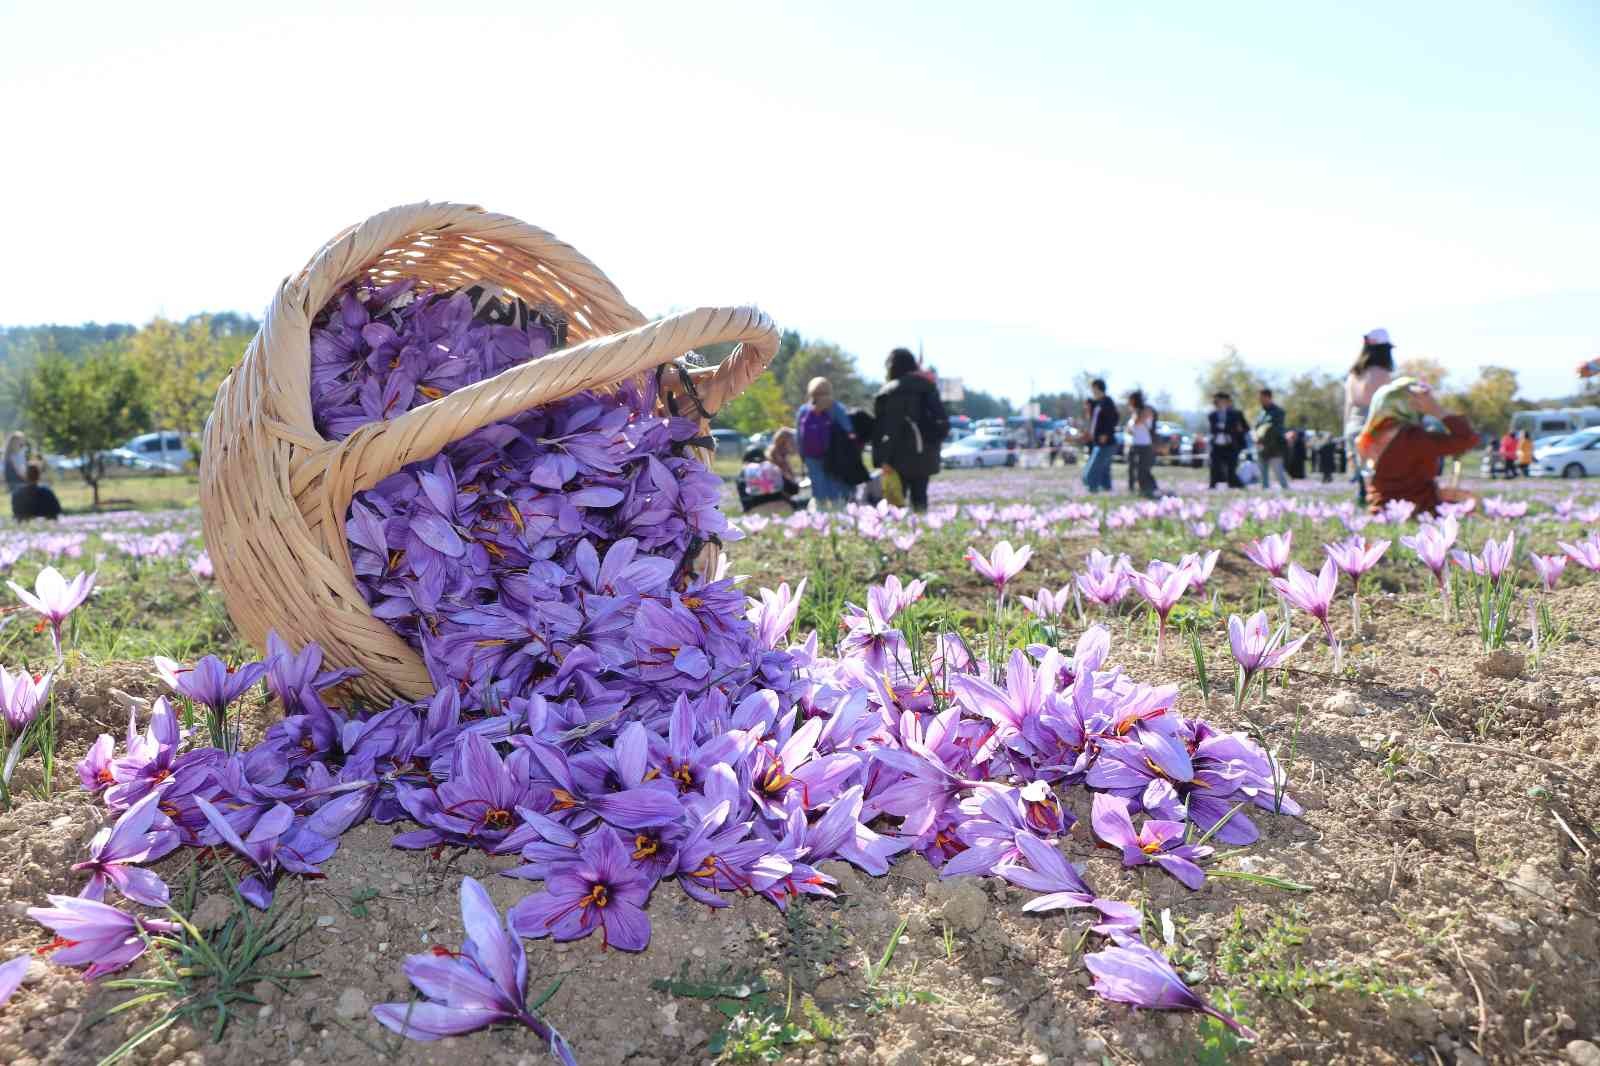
[200,201,778,703]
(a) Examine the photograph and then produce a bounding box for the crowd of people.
[733,327,1498,521]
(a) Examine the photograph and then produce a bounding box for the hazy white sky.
[2,1,1595,405]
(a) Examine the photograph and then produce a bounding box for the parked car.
[107,431,191,472]
[1531,429,1600,478]
[942,435,1016,468]
[710,429,748,459]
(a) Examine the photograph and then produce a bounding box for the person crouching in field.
[1356,378,1476,516]
[12,464,61,521]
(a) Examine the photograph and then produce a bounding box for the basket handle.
[328,305,778,500]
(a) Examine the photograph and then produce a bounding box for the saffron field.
[0,469,1598,1066]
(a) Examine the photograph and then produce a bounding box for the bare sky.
[2,1,1595,405]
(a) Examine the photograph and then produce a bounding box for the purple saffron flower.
[394,734,546,853]
[1530,552,1566,593]
[0,666,51,732]
[1084,941,1255,1039]
[1179,550,1219,594]
[1560,531,1600,573]
[1089,794,1211,890]
[27,894,178,980]
[71,792,179,906]
[1132,561,1188,664]
[106,698,185,810]
[372,876,577,1062]
[77,734,115,793]
[1400,516,1456,589]
[7,566,95,660]
[746,579,807,650]
[0,955,28,1008]
[965,541,1033,593]
[1324,535,1390,585]
[1270,559,1339,645]
[507,829,655,951]
[1019,585,1073,622]
[154,654,268,719]
[1242,531,1292,578]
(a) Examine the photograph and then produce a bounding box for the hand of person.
[1409,383,1444,419]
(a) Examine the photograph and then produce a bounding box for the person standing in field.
[796,377,855,506]
[1498,429,1520,479]
[1345,328,1396,504]
[1516,431,1534,477]
[1125,389,1159,498]
[1253,387,1290,491]
[872,348,950,513]
[1081,378,1118,493]
[1206,391,1248,488]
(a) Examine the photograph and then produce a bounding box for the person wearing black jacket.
[1081,378,1119,493]
[872,348,950,512]
[1206,391,1248,488]
[12,464,61,521]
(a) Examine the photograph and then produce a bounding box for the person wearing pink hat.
[1344,328,1396,506]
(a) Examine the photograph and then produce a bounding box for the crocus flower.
[154,654,268,720]
[1019,585,1073,622]
[0,955,29,1008]
[1560,531,1600,573]
[1131,561,1188,665]
[1454,533,1515,585]
[27,894,178,980]
[507,829,655,951]
[1179,550,1219,594]
[189,552,214,580]
[1324,536,1390,587]
[1227,611,1309,708]
[1530,552,1566,593]
[1242,531,1292,578]
[0,666,51,732]
[71,792,179,906]
[1400,516,1456,590]
[1271,558,1339,649]
[77,734,115,793]
[372,876,576,1063]
[965,541,1033,594]
[1089,793,1211,890]
[7,566,95,660]
[1084,941,1254,1039]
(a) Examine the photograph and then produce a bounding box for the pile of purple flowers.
[42,574,1285,1046]
[309,279,754,709]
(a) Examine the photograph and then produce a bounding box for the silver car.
[1532,429,1600,478]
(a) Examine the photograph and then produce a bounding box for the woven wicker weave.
[200,201,778,703]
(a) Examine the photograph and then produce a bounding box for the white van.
[1510,407,1600,439]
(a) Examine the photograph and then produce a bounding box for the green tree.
[1450,365,1520,434]
[1197,346,1269,408]
[125,315,246,450]
[1277,371,1344,432]
[780,340,875,410]
[715,373,792,436]
[24,347,150,508]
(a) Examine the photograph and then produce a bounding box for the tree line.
[1,315,255,505]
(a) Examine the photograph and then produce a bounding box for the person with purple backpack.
[796,376,856,506]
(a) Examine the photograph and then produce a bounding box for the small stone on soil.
[334,986,367,1020]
